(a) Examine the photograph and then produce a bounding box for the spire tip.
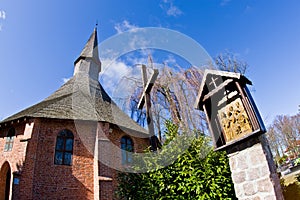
[95,20,98,29]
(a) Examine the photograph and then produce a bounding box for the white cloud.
[164,54,177,65]
[160,0,183,17]
[114,20,138,34]
[100,59,133,95]
[62,77,71,83]
[166,4,183,17]
[123,53,148,66]
[128,34,150,50]
[100,54,165,94]
[0,10,6,20]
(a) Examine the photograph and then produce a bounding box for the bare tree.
[267,114,300,162]
[116,52,249,143]
[215,51,248,75]
[266,125,286,165]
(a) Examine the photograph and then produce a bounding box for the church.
[0,28,150,200]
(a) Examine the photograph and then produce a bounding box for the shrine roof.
[194,69,252,111]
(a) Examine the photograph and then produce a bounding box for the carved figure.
[218,98,253,142]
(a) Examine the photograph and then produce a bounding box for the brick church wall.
[30,118,96,199]
[98,122,150,200]
[1,118,150,200]
[0,119,35,200]
[0,119,32,172]
[0,118,97,199]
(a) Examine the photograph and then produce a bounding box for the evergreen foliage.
[116,121,236,200]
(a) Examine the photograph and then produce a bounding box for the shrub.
[116,121,236,200]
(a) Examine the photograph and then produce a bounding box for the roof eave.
[194,69,252,110]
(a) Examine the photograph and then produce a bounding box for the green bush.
[116,121,236,200]
[295,158,300,166]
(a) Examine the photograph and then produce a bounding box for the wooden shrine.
[194,69,266,150]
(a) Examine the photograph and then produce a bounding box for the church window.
[4,128,15,152]
[121,136,133,164]
[54,129,74,166]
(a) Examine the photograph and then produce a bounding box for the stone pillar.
[226,136,284,200]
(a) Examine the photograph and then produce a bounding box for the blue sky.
[0,0,299,126]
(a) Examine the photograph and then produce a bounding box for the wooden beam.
[137,65,159,150]
[137,68,159,109]
[203,79,233,102]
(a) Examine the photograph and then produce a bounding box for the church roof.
[74,28,101,66]
[1,28,148,135]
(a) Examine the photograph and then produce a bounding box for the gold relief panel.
[218,98,253,143]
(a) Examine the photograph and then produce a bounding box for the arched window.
[4,128,15,152]
[121,136,134,164]
[54,129,74,166]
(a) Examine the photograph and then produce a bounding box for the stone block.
[247,167,260,181]
[234,184,244,198]
[241,196,261,200]
[243,182,256,196]
[263,195,276,200]
[259,165,270,177]
[236,155,249,170]
[229,156,237,171]
[232,171,246,184]
[257,178,273,193]
[253,195,261,200]
[249,150,266,166]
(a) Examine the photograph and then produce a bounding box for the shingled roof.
[1,28,148,135]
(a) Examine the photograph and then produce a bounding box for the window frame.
[120,136,134,164]
[54,129,74,166]
[4,128,15,152]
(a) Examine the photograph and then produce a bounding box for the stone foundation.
[226,136,284,200]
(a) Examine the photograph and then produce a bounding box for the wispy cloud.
[128,34,150,51]
[106,23,150,58]
[0,10,6,31]
[160,0,183,17]
[163,54,177,65]
[220,0,231,6]
[244,48,250,55]
[100,58,140,100]
[166,4,183,17]
[62,77,71,83]
[0,10,6,20]
[244,5,252,14]
[114,20,138,34]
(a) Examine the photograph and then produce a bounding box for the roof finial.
[95,20,98,29]
[74,25,101,74]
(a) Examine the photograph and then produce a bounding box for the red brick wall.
[0,118,150,200]
[0,118,97,199]
[0,119,32,172]
[98,123,150,200]
[0,119,34,200]
[30,118,96,199]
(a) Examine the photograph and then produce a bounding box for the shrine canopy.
[194,69,266,150]
[194,70,252,111]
